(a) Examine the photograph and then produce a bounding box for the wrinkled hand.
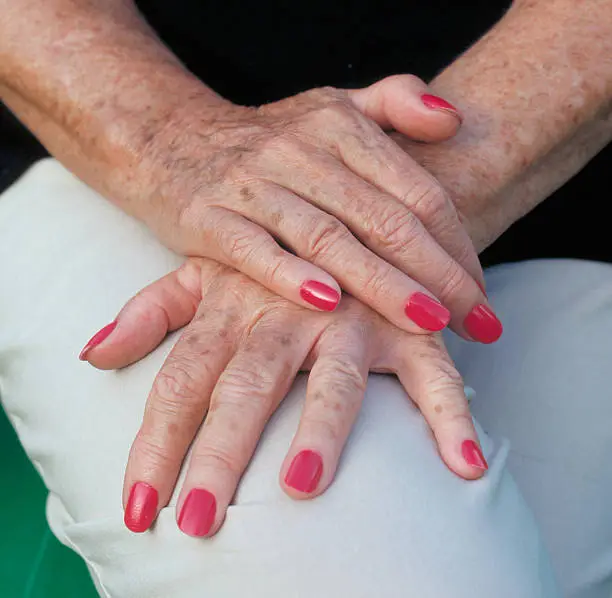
[82,258,488,537]
[132,75,501,343]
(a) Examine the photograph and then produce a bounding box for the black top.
[1,0,610,265]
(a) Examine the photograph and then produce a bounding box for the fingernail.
[300,281,340,312]
[463,304,503,344]
[178,488,217,537]
[79,321,117,360]
[405,292,451,331]
[285,450,323,493]
[462,440,488,470]
[421,94,462,120]
[476,281,488,297]
[124,482,158,533]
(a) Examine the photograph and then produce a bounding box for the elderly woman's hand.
[81,258,487,537]
[0,0,500,343]
[129,75,501,343]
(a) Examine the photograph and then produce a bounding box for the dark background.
[1,0,610,267]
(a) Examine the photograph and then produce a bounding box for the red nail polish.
[476,281,488,297]
[463,304,503,344]
[462,440,488,470]
[404,292,451,331]
[421,94,462,120]
[178,489,217,537]
[285,450,323,493]
[124,482,158,533]
[300,281,340,312]
[79,321,117,361]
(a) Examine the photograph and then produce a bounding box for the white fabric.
[1,159,611,597]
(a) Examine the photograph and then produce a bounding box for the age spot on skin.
[186,334,201,346]
[270,210,284,226]
[239,186,255,202]
[278,334,292,347]
[434,404,443,414]
[264,350,278,363]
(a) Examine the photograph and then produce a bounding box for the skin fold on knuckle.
[189,443,244,479]
[366,203,423,255]
[299,409,342,443]
[302,215,352,262]
[312,99,361,130]
[149,362,208,419]
[357,257,397,300]
[216,363,284,415]
[311,355,368,409]
[436,259,471,301]
[403,180,451,225]
[131,429,182,474]
[214,223,263,267]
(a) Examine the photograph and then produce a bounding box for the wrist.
[0,0,234,215]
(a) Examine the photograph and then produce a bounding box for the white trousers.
[1,159,611,598]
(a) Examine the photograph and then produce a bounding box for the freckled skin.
[2,0,611,266]
[393,0,612,251]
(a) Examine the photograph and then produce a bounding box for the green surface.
[0,406,98,597]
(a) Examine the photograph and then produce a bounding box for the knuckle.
[259,132,301,158]
[437,259,470,300]
[259,250,289,287]
[315,355,367,397]
[314,100,360,129]
[215,223,266,268]
[300,411,341,442]
[421,366,472,428]
[369,205,423,254]
[133,430,178,470]
[361,259,395,298]
[303,215,351,261]
[219,363,279,408]
[151,363,204,416]
[432,402,474,430]
[311,86,345,101]
[405,181,451,223]
[191,445,243,478]
[424,362,465,395]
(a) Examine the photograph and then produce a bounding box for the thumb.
[347,74,462,142]
[79,260,202,370]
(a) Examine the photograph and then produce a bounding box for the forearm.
[398,0,612,251]
[0,0,227,214]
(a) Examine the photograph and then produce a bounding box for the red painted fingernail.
[79,321,117,360]
[462,440,488,470]
[463,304,503,344]
[405,292,451,331]
[124,482,158,533]
[300,281,340,312]
[421,94,462,120]
[285,450,323,493]
[477,281,488,297]
[178,489,217,537]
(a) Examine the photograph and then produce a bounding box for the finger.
[80,259,209,369]
[392,334,487,480]
[175,309,318,537]
[180,205,342,312]
[236,181,452,335]
[122,285,244,533]
[305,92,485,291]
[250,155,498,342]
[280,309,371,499]
[347,74,462,141]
